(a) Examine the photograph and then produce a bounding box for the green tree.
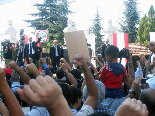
[92,8,103,48]
[148,5,155,32]
[138,5,155,45]
[25,0,70,50]
[119,0,140,43]
[137,15,149,45]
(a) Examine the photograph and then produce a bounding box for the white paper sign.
[150,32,155,42]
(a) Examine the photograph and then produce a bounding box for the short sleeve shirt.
[75,105,94,116]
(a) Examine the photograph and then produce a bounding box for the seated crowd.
[0,41,155,116]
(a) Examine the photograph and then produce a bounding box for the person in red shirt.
[100,45,126,98]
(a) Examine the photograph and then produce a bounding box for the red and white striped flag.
[113,33,129,66]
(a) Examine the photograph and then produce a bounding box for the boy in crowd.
[100,45,126,98]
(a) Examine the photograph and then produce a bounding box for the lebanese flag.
[113,33,128,66]
[24,36,28,43]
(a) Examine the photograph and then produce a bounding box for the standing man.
[17,45,25,67]
[49,40,62,73]
[25,36,41,65]
[3,40,12,67]
[101,39,110,63]
[11,43,17,61]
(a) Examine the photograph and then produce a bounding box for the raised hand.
[115,98,148,116]
[131,76,143,92]
[9,61,18,69]
[17,76,62,107]
[148,42,155,53]
[0,68,24,116]
[60,58,67,63]
[60,63,67,72]
[73,54,86,68]
[26,63,40,77]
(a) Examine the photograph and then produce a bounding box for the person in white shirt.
[49,40,62,73]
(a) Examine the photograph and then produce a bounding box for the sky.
[0,0,155,36]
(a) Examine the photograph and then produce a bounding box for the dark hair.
[58,82,72,107]
[70,86,82,105]
[43,46,46,48]
[6,75,11,80]
[11,73,20,82]
[140,89,155,115]
[105,45,119,58]
[56,68,65,79]
[70,69,82,80]
[96,66,100,72]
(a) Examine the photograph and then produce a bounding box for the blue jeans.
[105,88,125,98]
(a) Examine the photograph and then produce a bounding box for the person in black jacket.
[16,45,25,67]
[101,39,110,63]
[3,40,12,67]
[49,40,62,73]
[25,37,41,65]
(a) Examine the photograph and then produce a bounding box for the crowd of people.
[3,37,64,73]
[0,36,155,116]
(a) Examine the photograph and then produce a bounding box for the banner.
[113,33,128,66]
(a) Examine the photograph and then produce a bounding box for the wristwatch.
[128,89,136,95]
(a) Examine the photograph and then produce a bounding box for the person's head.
[140,54,146,67]
[105,45,119,62]
[57,82,72,107]
[53,40,58,46]
[105,39,109,44]
[5,39,10,45]
[70,69,82,80]
[83,80,105,106]
[43,47,47,52]
[70,86,82,108]
[5,68,12,79]
[140,88,155,116]
[10,73,20,82]
[29,37,32,42]
[56,68,65,79]
[12,43,15,48]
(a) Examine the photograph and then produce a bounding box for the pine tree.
[25,0,70,49]
[119,0,140,43]
[137,5,155,45]
[92,8,103,49]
